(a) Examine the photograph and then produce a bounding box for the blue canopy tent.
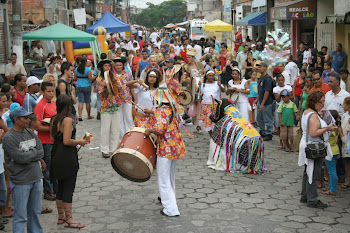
[86,11,131,33]
[236,12,266,26]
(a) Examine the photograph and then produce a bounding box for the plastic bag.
[91,93,97,108]
[188,102,197,117]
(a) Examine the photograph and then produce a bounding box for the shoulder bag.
[305,113,327,159]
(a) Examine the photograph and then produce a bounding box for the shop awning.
[236,12,266,26]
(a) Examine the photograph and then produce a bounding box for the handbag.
[305,113,327,159]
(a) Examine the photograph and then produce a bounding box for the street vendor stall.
[22,23,101,65]
[204,20,233,51]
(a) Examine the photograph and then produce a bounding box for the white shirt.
[154,42,161,49]
[127,40,139,51]
[228,79,248,103]
[194,45,202,61]
[149,32,158,43]
[173,45,180,55]
[285,61,298,85]
[341,80,346,91]
[236,51,247,71]
[273,85,292,104]
[303,49,311,64]
[325,89,350,116]
[281,70,291,85]
[204,47,210,54]
[201,82,220,104]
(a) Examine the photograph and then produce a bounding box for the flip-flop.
[322,190,336,196]
[341,184,350,189]
[277,146,285,150]
[41,207,53,214]
[65,221,85,229]
[57,219,65,225]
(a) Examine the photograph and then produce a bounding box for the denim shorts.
[76,86,92,104]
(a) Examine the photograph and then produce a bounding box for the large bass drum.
[111,127,157,182]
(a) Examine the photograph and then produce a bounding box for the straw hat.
[186,48,197,57]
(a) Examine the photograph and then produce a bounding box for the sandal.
[322,190,336,196]
[102,153,110,158]
[285,147,291,152]
[78,117,83,121]
[277,146,285,150]
[317,183,325,189]
[87,116,94,120]
[57,219,65,225]
[41,207,53,214]
[65,220,85,229]
[341,184,350,189]
[320,187,329,191]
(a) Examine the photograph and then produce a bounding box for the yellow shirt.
[329,129,340,155]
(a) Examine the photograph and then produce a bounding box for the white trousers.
[100,110,120,154]
[157,156,180,216]
[119,103,135,143]
[237,102,250,122]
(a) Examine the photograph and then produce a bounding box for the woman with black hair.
[127,69,160,128]
[75,57,95,121]
[48,56,59,80]
[11,74,27,106]
[50,94,87,228]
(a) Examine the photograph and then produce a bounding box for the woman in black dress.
[50,95,87,229]
[244,51,256,79]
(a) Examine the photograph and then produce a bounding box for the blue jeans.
[97,91,101,113]
[10,180,43,233]
[0,173,6,206]
[326,155,337,192]
[42,144,54,194]
[257,103,273,135]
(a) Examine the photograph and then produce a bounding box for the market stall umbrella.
[86,11,131,33]
[22,23,101,66]
[204,19,233,32]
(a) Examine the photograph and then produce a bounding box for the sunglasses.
[312,78,321,81]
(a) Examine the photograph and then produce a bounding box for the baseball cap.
[10,107,32,120]
[280,90,290,96]
[256,62,268,67]
[26,76,43,87]
[273,67,281,74]
[251,44,256,47]
[339,68,349,75]
[165,58,175,63]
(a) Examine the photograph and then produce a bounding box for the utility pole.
[12,0,23,65]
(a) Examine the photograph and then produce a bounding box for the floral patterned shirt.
[97,77,119,113]
[115,71,132,104]
[167,79,183,104]
[152,105,186,160]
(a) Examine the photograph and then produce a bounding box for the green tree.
[131,0,187,28]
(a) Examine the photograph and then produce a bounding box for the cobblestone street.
[4,109,350,232]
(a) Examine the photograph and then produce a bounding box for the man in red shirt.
[180,44,188,63]
[310,70,330,94]
[220,44,228,70]
[33,81,57,201]
[235,28,242,42]
[138,36,145,51]
[234,39,241,53]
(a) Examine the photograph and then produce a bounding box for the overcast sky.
[130,0,167,9]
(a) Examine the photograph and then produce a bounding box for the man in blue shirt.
[332,43,347,73]
[23,76,42,112]
[256,62,274,141]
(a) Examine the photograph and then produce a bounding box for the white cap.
[26,76,43,87]
[251,44,256,47]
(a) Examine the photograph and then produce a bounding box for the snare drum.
[111,127,157,182]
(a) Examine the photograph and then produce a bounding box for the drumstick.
[140,82,149,90]
[131,101,145,112]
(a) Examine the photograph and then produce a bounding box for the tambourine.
[104,70,119,96]
[179,90,193,106]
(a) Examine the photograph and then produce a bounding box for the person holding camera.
[298,90,337,209]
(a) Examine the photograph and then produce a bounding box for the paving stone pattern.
[3,109,350,232]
